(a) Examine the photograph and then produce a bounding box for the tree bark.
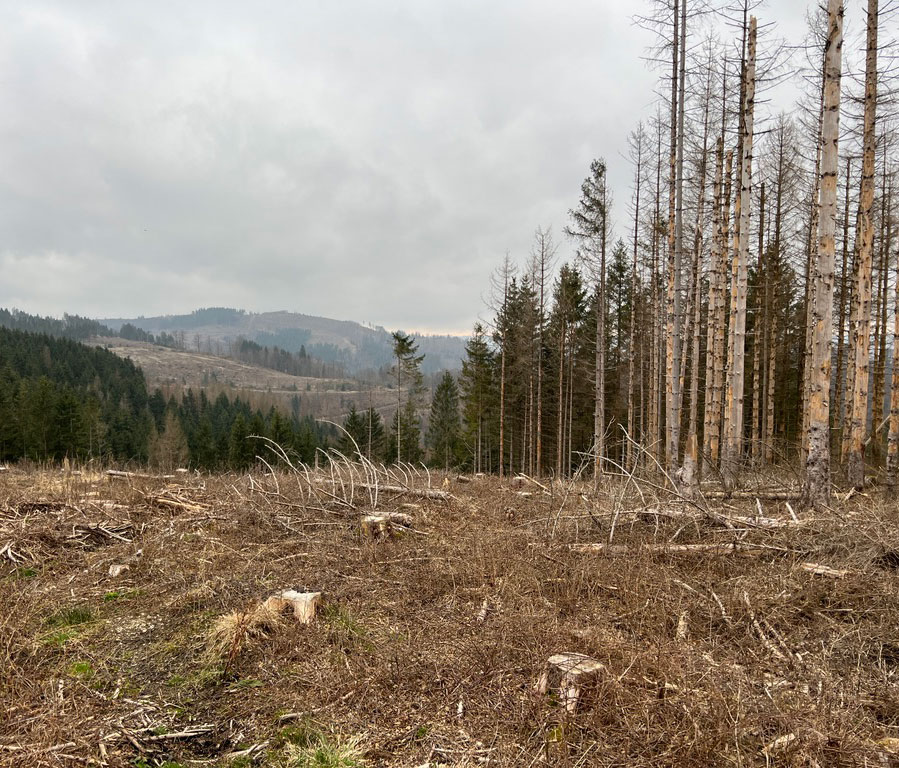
[723,15,757,474]
[803,0,843,511]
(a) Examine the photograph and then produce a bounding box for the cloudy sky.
[0,1,821,333]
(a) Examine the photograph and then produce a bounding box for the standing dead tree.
[803,0,844,510]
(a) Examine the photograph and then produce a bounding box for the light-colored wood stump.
[264,590,322,624]
[360,514,390,538]
[534,652,604,713]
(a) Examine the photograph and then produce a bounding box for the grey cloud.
[0,0,810,333]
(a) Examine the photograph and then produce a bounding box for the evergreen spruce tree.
[385,399,422,464]
[339,404,367,457]
[427,371,462,470]
[228,413,253,469]
[459,323,495,473]
[390,331,425,463]
[364,407,385,461]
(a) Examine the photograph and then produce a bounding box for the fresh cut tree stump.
[360,514,390,538]
[264,590,322,624]
[534,653,605,713]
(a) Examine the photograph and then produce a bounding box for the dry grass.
[1,461,899,766]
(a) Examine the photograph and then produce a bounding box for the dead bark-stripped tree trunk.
[887,199,899,493]
[703,137,725,471]
[536,242,546,479]
[496,255,513,480]
[834,156,853,438]
[764,131,786,466]
[650,116,664,464]
[595,212,607,476]
[751,182,765,466]
[665,0,683,470]
[872,224,888,458]
[802,66,826,466]
[627,127,644,470]
[844,0,879,489]
[684,72,712,485]
[556,308,567,479]
[712,150,734,469]
[723,15,757,474]
[803,0,843,510]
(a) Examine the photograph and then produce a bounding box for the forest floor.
[2,463,899,767]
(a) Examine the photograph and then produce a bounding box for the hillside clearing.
[2,466,898,766]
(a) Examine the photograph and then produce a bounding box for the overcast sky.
[0,1,823,333]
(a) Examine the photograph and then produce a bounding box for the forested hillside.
[0,327,151,461]
[0,327,334,467]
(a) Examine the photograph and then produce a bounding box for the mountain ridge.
[102,307,467,374]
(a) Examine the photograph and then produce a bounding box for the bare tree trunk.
[556,313,566,478]
[751,182,765,466]
[764,131,786,466]
[627,127,643,470]
[802,64,826,466]
[723,15,757,475]
[664,0,684,469]
[683,74,711,488]
[650,116,664,464]
[887,190,899,492]
[834,157,853,441]
[872,225,888,459]
[712,151,734,469]
[595,213,607,476]
[803,0,843,510]
[703,137,725,471]
[844,0,879,488]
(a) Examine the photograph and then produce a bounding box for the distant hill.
[102,308,467,374]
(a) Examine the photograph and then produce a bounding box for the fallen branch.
[800,562,852,578]
[570,542,768,556]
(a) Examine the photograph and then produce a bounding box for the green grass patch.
[274,731,365,768]
[67,660,94,680]
[46,605,93,627]
[8,566,37,580]
[43,628,78,647]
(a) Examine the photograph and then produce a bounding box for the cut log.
[108,563,130,578]
[570,542,766,557]
[510,477,526,488]
[264,590,322,624]
[455,475,472,484]
[386,511,414,528]
[534,653,604,713]
[106,469,175,480]
[800,562,851,578]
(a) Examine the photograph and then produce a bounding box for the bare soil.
[2,465,899,766]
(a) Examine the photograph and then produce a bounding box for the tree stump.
[264,590,322,624]
[360,514,390,538]
[534,653,604,713]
